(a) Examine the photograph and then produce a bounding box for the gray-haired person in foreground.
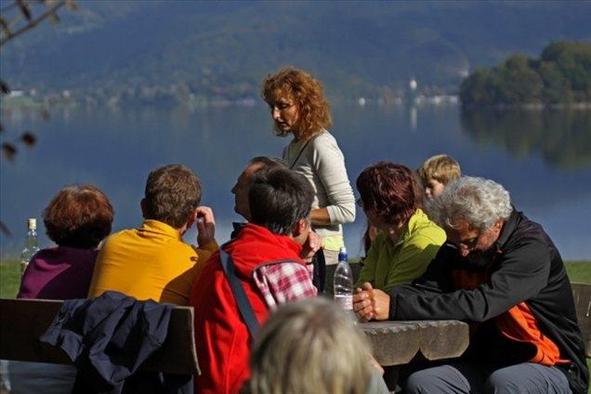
[244,297,389,394]
[354,176,588,394]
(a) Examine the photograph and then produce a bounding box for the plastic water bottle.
[333,246,353,312]
[20,218,40,275]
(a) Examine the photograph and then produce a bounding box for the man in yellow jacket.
[89,164,217,305]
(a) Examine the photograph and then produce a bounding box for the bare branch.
[65,0,77,11]
[0,17,12,36]
[0,220,12,236]
[0,0,67,47]
[16,0,32,21]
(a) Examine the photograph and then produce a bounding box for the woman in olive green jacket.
[355,162,446,292]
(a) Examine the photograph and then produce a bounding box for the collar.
[492,208,519,252]
[390,209,428,247]
[231,222,246,239]
[290,129,326,145]
[140,219,182,240]
[231,222,303,258]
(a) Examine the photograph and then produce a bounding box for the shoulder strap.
[286,138,312,169]
[219,248,260,337]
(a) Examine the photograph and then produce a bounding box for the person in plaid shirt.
[231,156,323,295]
[190,167,319,394]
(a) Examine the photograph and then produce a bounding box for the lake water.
[1,104,590,260]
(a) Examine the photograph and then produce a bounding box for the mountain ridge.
[2,1,591,101]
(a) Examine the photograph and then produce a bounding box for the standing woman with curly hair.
[262,67,356,270]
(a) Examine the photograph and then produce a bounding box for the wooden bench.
[1,282,588,375]
[0,298,200,375]
[571,282,591,358]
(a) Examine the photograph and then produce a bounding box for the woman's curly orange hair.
[262,67,332,140]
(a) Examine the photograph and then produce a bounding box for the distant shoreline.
[461,102,591,111]
[4,95,591,112]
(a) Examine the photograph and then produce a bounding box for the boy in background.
[417,154,461,199]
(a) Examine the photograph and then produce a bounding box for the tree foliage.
[460,41,591,107]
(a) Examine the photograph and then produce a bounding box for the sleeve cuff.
[199,241,219,252]
[388,292,397,320]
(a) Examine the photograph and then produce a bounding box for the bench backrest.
[0,298,200,375]
[571,282,591,358]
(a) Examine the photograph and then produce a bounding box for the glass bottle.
[20,218,40,275]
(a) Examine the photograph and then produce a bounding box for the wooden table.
[359,320,469,366]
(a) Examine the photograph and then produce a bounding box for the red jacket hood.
[224,223,304,277]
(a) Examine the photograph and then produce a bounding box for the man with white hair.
[353,177,588,394]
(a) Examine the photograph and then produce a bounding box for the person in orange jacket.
[354,176,588,394]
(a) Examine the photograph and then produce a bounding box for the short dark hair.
[249,156,286,170]
[249,168,313,235]
[143,164,201,228]
[44,185,114,249]
[356,162,422,226]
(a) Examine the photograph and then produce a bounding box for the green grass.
[565,261,591,284]
[0,260,20,298]
[1,260,588,299]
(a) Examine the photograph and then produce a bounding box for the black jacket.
[389,210,589,393]
[40,291,192,394]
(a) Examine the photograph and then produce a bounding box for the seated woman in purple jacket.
[10,185,113,394]
[18,184,114,300]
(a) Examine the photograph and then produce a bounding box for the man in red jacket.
[190,167,319,394]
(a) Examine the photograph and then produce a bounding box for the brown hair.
[43,185,114,249]
[249,156,286,169]
[143,164,201,228]
[417,154,461,185]
[356,162,422,227]
[262,67,332,140]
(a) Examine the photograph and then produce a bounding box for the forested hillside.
[2,1,591,103]
[460,41,591,106]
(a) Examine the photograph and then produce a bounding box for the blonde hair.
[418,154,461,185]
[262,67,332,140]
[246,298,371,394]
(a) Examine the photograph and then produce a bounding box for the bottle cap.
[27,218,37,230]
[338,246,347,262]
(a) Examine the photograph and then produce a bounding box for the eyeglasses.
[452,233,481,252]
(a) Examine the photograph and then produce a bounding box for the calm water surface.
[1,104,590,260]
